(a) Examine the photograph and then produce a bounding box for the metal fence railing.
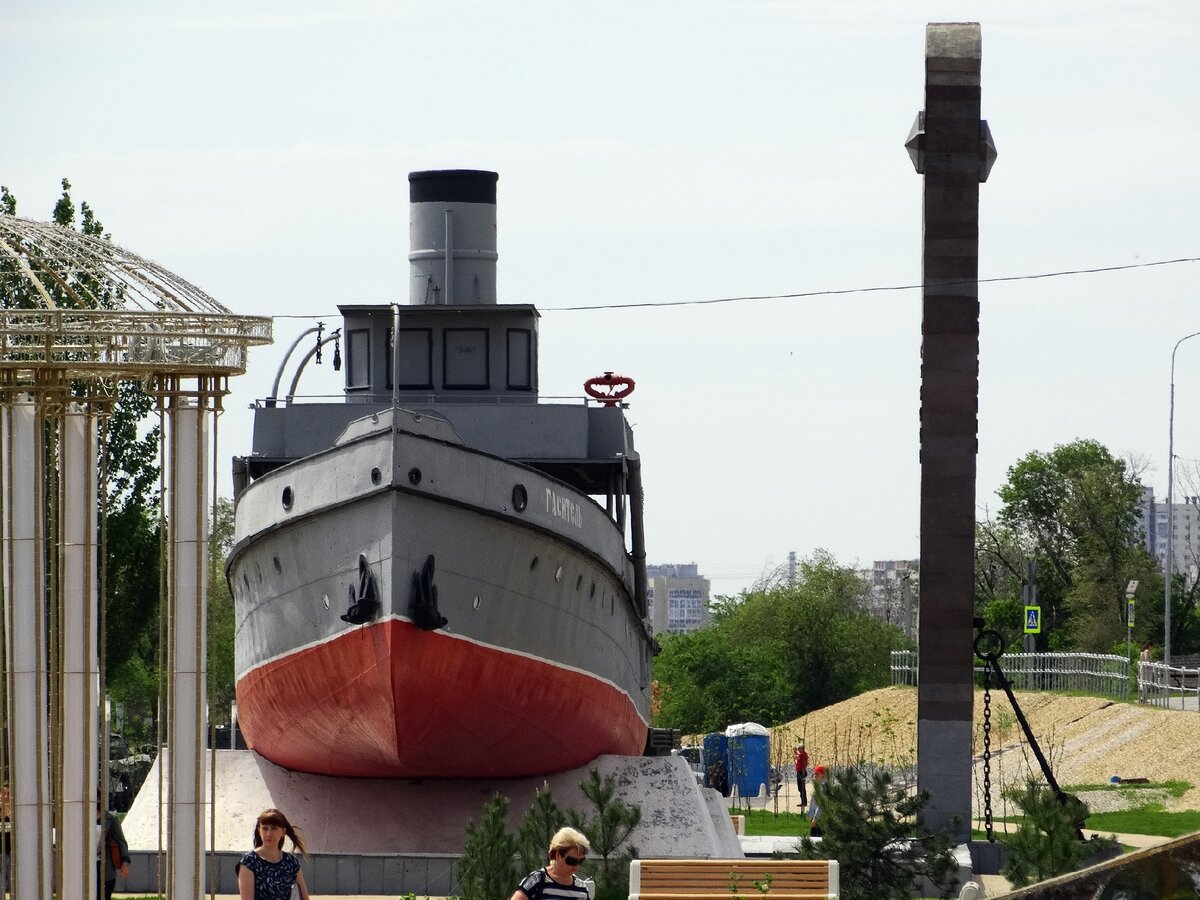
[891,650,1200,709]
[989,652,1130,698]
[1138,661,1200,710]
[890,650,918,686]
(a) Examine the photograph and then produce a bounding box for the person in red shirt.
[793,742,810,807]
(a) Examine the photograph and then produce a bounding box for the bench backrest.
[629,859,838,900]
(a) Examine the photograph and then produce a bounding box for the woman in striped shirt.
[511,827,593,900]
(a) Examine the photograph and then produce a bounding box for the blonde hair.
[547,826,590,861]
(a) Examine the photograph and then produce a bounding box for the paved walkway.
[117,830,1175,900]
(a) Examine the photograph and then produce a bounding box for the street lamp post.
[1166,331,1200,665]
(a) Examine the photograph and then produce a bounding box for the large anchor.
[409,554,447,631]
[974,618,1085,843]
[341,554,381,625]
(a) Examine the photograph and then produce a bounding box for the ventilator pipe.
[283,331,343,404]
[444,209,454,306]
[626,452,648,618]
[267,325,323,407]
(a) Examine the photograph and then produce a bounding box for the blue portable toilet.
[702,732,728,793]
[725,722,770,798]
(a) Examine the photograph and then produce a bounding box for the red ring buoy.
[583,372,636,407]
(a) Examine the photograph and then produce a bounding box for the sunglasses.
[563,854,586,866]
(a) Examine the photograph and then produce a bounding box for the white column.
[2,399,53,900]
[167,399,209,900]
[60,407,100,900]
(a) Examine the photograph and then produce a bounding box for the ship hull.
[236,617,647,777]
[230,422,652,778]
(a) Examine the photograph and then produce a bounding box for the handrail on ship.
[253,392,627,407]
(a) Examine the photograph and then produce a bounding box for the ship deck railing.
[257,391,625,408]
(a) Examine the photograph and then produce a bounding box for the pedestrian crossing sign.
[1024,605,1041,634]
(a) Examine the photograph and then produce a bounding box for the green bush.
[569,769,642,900]
[461,770,642,900]
[459,794,520,900]
[1000,780,1118,887]
[796,766,958,900]
[517,782,567,873]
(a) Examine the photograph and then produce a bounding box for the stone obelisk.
[908,22,996,843]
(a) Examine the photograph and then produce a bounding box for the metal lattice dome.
[0,214,271,380]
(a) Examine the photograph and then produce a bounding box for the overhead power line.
[545,255,1200,312]
[270,255,1199,319]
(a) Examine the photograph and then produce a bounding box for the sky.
[4,1,1199,597]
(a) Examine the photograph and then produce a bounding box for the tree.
[990,440,1163,652]
[567,769,641,900]
[796,766,958,900]
[653,627,791,732]
[653,552,908,733]
[459,794,520,900]
[974,519,1027,644]
[1000,780,1117,888]
[516,782,567,874]
[462,773,642,900]
[208,498,237,725]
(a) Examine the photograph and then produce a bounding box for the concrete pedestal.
[120,750,740,895]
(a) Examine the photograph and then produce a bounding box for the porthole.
[512,484,528,512]
[323,594,330,610]
[255,563,262,584]
[281,486,294,510]
[473,595,481,610]
[272,556,282,574]
[590,582,596,599]
[242,573,250,592]
[409,467,422,486]
[530,556,539,571]
[575,574,583,591]
[371,467,382,485]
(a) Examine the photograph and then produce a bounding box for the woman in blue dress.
[237,808,310,900]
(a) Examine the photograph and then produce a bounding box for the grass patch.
[1085,805,1200,838]
[744,796,1200,841]
[740,808,811,837]
[1068,780,1190,799]
[991,804,1200,838]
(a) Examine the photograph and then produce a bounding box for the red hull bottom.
[236,618,649,778]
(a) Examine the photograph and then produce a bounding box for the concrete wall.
[119,750,740,894]
[121,850,459,896]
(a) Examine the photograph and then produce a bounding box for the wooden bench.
[629,859,839,900]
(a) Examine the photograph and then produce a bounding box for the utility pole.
[1022,559,1037,653]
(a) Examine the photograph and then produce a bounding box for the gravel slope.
[764,686,1200,815]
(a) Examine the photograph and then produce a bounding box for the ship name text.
[545,488,583,528]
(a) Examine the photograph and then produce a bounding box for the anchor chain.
[981,665,994,842]
[973,624,1005,844]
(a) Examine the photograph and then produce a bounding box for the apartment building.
[857,559,918,640]
[646,562,711,635]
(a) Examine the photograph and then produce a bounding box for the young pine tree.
[568,769,641,900]
[1000,780,1117,887]
[459,794,520,900]
[517,782,567,874]
[796,766,958,900]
